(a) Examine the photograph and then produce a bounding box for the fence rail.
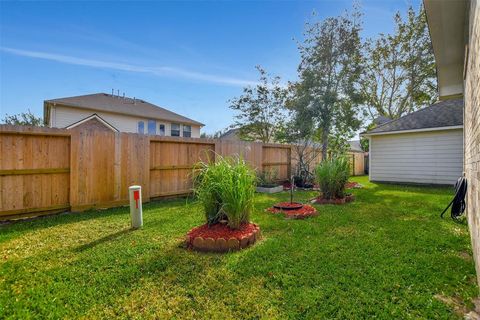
[0,125,364,220]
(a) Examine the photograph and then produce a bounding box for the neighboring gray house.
[362,99,464,185]
[348,140,364,153]
[44,93,204,137]
[219,128,241,141]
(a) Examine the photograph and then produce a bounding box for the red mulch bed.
[284,181,362,191]
[283,182,293,190]
[345,181,363,189]
[186,222,260,252]
[187,223,256,241]
[267,203,318,219]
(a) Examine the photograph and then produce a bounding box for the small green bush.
[257,168,279,187]
[193,156,256,229]
[315,157,350,199]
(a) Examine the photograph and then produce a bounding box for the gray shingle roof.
[348,140,363,152]
[45,93,204,126]
[219,128,240,140]
[373,115,392,126]
[366,99,463,134]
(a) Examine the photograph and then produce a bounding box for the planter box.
[256,185,284,194]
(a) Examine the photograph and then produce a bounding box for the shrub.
[193,160,225,225]
[193,156,256,229]
[257,168,279,187]
[315,157,350,199]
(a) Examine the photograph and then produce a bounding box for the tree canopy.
[289,7,363,160]
[360,6,436,120]
[229,66,287,143]
[2,110,43,126]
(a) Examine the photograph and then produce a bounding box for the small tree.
[2,110,43,126]
[281,100,322,185]
[291,7,363,160]
[229,66,287,143]
[360,6,436,120]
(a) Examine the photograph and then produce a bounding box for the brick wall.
[465,0,480,285]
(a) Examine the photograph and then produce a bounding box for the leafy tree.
[2,110,43,126]
[229,66,287,143]
[328,131,351,158]
[359,121,376,152]
[200,129,227,139]
[360,6,436,120]
[360,136,369,152]
[290,7,363,160]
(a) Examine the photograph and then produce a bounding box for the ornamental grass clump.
[193,156,256,229]
[315,156,350,199]
[193,160,225,225]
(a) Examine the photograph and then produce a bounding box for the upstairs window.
[137,121,145,134]
[171,123,181,137]
[147,120,156,135]
[159,124,165,136]
[183,125,192,138]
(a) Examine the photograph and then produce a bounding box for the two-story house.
[44,93,204,137]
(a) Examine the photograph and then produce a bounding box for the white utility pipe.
[129,185,143,229]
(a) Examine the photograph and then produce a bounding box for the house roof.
[45,93,204,126]
[348,140,363,153]
[65,113,119,132]
[364,99,463,135]
[373,115,392,126]
[220,128,240,140]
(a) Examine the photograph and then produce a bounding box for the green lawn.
[0,176,477,319]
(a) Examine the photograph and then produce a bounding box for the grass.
[0,176,477,319]
[315,156,350,199]
[194,156,256,228]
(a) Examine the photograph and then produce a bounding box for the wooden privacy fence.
[0,125,363,220]
[349,152,365,176]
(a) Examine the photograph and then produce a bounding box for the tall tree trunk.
[321,127,329,161]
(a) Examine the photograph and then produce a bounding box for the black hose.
[440,177,468,222]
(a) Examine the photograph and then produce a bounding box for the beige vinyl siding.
[191,126,200,138]
[370,129,463,185]
[52,105,201,137]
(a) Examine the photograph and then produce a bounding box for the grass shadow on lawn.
[0,197,193,243]
[74,228,135,252]
[0,206,130,243]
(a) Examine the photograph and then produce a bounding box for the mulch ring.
[346,181,363,189]
[266,202,318,219]
[284,181,361,191]
[186,222,260,252]
[311,194,355,205]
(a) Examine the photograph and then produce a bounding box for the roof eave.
[423,0,468,99]
[361,125,463,137]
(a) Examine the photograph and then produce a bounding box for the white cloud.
[0,47,259,87]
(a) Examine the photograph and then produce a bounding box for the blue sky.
[0,0,420,134]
